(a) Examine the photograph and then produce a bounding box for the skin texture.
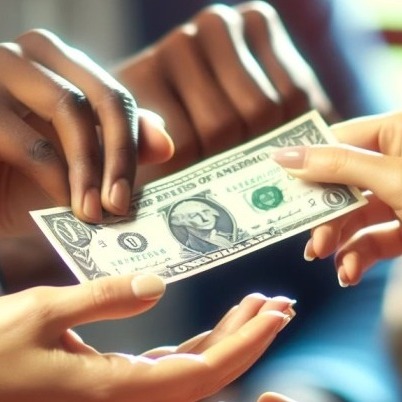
[0,1,335,290]
[258,393,297,402]
[271,111,402,287]
[0,3,340,400]
[0,275,295,402]
[114,1,334,185]
[0,22,298,402]
[0,29,173,236]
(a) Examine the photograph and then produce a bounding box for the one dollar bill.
[31,111,367,284]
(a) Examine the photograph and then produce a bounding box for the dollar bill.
[30,111,367,284]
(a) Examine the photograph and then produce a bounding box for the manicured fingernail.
[271,146,307,169]
[110,178,131,215]
[283,306,297,319]
[82,187,102,222]
[304,238,316,261]
[279,314,293,331]
[271,296,297,305]
[338,271,349,288]
[131,274,166,300]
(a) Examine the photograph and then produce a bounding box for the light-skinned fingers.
[258,392,297,402]
[99,311,291,402]
[149,311,290,402]
[331,111,402,152]
[182,294,269,354]
[32,274,166,332]
[306,193,398,260]
[203,310,289,373]
[177,294,296,355]
[272,144,402,217]
[336,221,402,287]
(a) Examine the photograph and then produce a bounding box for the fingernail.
[82,187,102,222]
[338,271,349,288]
[110,178,131,215]
[271,296,297,305]
[304,238,316,261]
[131,274,166,300]
[271,146,307,169]
[283,306,297,320]
[279,314,294,331]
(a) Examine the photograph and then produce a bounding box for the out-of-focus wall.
[0,0,142,65]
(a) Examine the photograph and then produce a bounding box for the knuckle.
[164,26,194,49]
[319,147,350,175]
[22,287,55,323]
[72,149,100,172]
[55,88,89,115]
[0,42,23,61]
[89,280,116,309]
[381,115,402,156]
[97,87,137,118]
[243,97,283,134]
[199,112,245,149]
[28,138,59,163]
[108,87,136,109]
[15,28,57,49]
[281,85,311,115]
[194,4,239,30]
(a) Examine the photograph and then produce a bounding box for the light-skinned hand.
[257,392,297,402]
[271,111,402,287]
[0,273,295,402]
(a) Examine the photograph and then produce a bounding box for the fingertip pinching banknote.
[30,111,367,284]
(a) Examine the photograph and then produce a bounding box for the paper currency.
[31,111,367,284]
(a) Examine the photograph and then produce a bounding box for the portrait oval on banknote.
[168,197,237,254]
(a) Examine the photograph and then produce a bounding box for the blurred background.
[0,0,401,107]
[1,1,402,401]
[1,0,401,348]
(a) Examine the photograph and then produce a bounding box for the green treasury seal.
[252,186,283,210]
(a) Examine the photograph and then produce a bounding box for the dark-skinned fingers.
[335,221,402,287]
[135,92,198,184]
[137,109,174,166]
[159,25,246,156]
[193,5,283,137]
[0,41,104,221]
[238,2,320,120]
[118,54,202,183]
[16,29,139,219]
